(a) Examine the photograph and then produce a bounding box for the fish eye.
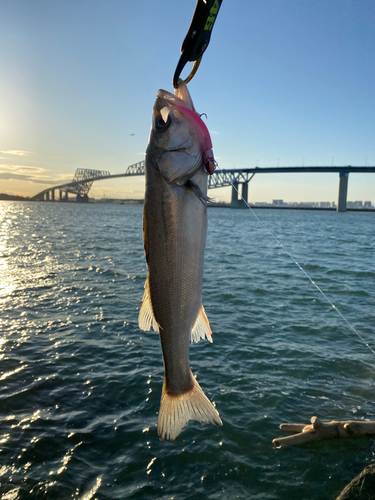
[155,113,171,130]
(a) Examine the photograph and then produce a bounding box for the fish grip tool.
[173,0,223,88]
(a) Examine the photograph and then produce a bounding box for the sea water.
[0,201,374,500]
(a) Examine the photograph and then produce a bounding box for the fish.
[138,80,222,440]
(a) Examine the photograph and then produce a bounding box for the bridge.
[31,163,375,212]
[30,163,145,203]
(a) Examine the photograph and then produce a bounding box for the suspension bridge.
[30,162,375,212]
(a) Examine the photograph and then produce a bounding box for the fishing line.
[214,166,375,358]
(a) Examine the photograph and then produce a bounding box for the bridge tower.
[67,168,111,202]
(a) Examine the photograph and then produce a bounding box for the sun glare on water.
[0,204,17,304]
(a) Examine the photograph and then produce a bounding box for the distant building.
[347,201,365,208]
[347,201,363,208]
[364,201,372,208]
[319,202,331,208]
[297,202,314,207]
[272,199,284,206]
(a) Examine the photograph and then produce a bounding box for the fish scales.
[139,81,222,440]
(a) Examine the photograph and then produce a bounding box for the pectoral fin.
[186,180,211,205]
[191,305,213,343]
[138,275,160,332]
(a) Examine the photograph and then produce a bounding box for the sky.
[1,0,375,203]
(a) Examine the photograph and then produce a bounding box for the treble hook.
[173,0,223,88]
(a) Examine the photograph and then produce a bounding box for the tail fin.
[157,373,222,440]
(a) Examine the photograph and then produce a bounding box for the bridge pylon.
[337,172,349,212]
[231,181,250,208]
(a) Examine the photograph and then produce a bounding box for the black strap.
[173,0,223,88]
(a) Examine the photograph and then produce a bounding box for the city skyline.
[1,1,375,203]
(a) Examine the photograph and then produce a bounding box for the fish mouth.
[152,85,194,125]
[156,88,194,111]
[152,97,193,152]
[153,96,170,117]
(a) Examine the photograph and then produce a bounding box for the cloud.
[58,173,75,181]
[1,164,74,179]
[0,172,41,182]
[1,150,32,156]
[0,173,53,185]
[0,164,69,185]
[0,164,44,174]
[209,130,220,135]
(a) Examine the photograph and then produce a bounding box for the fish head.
[148,90,202,185]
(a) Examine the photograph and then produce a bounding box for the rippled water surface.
[1,201,374,500]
